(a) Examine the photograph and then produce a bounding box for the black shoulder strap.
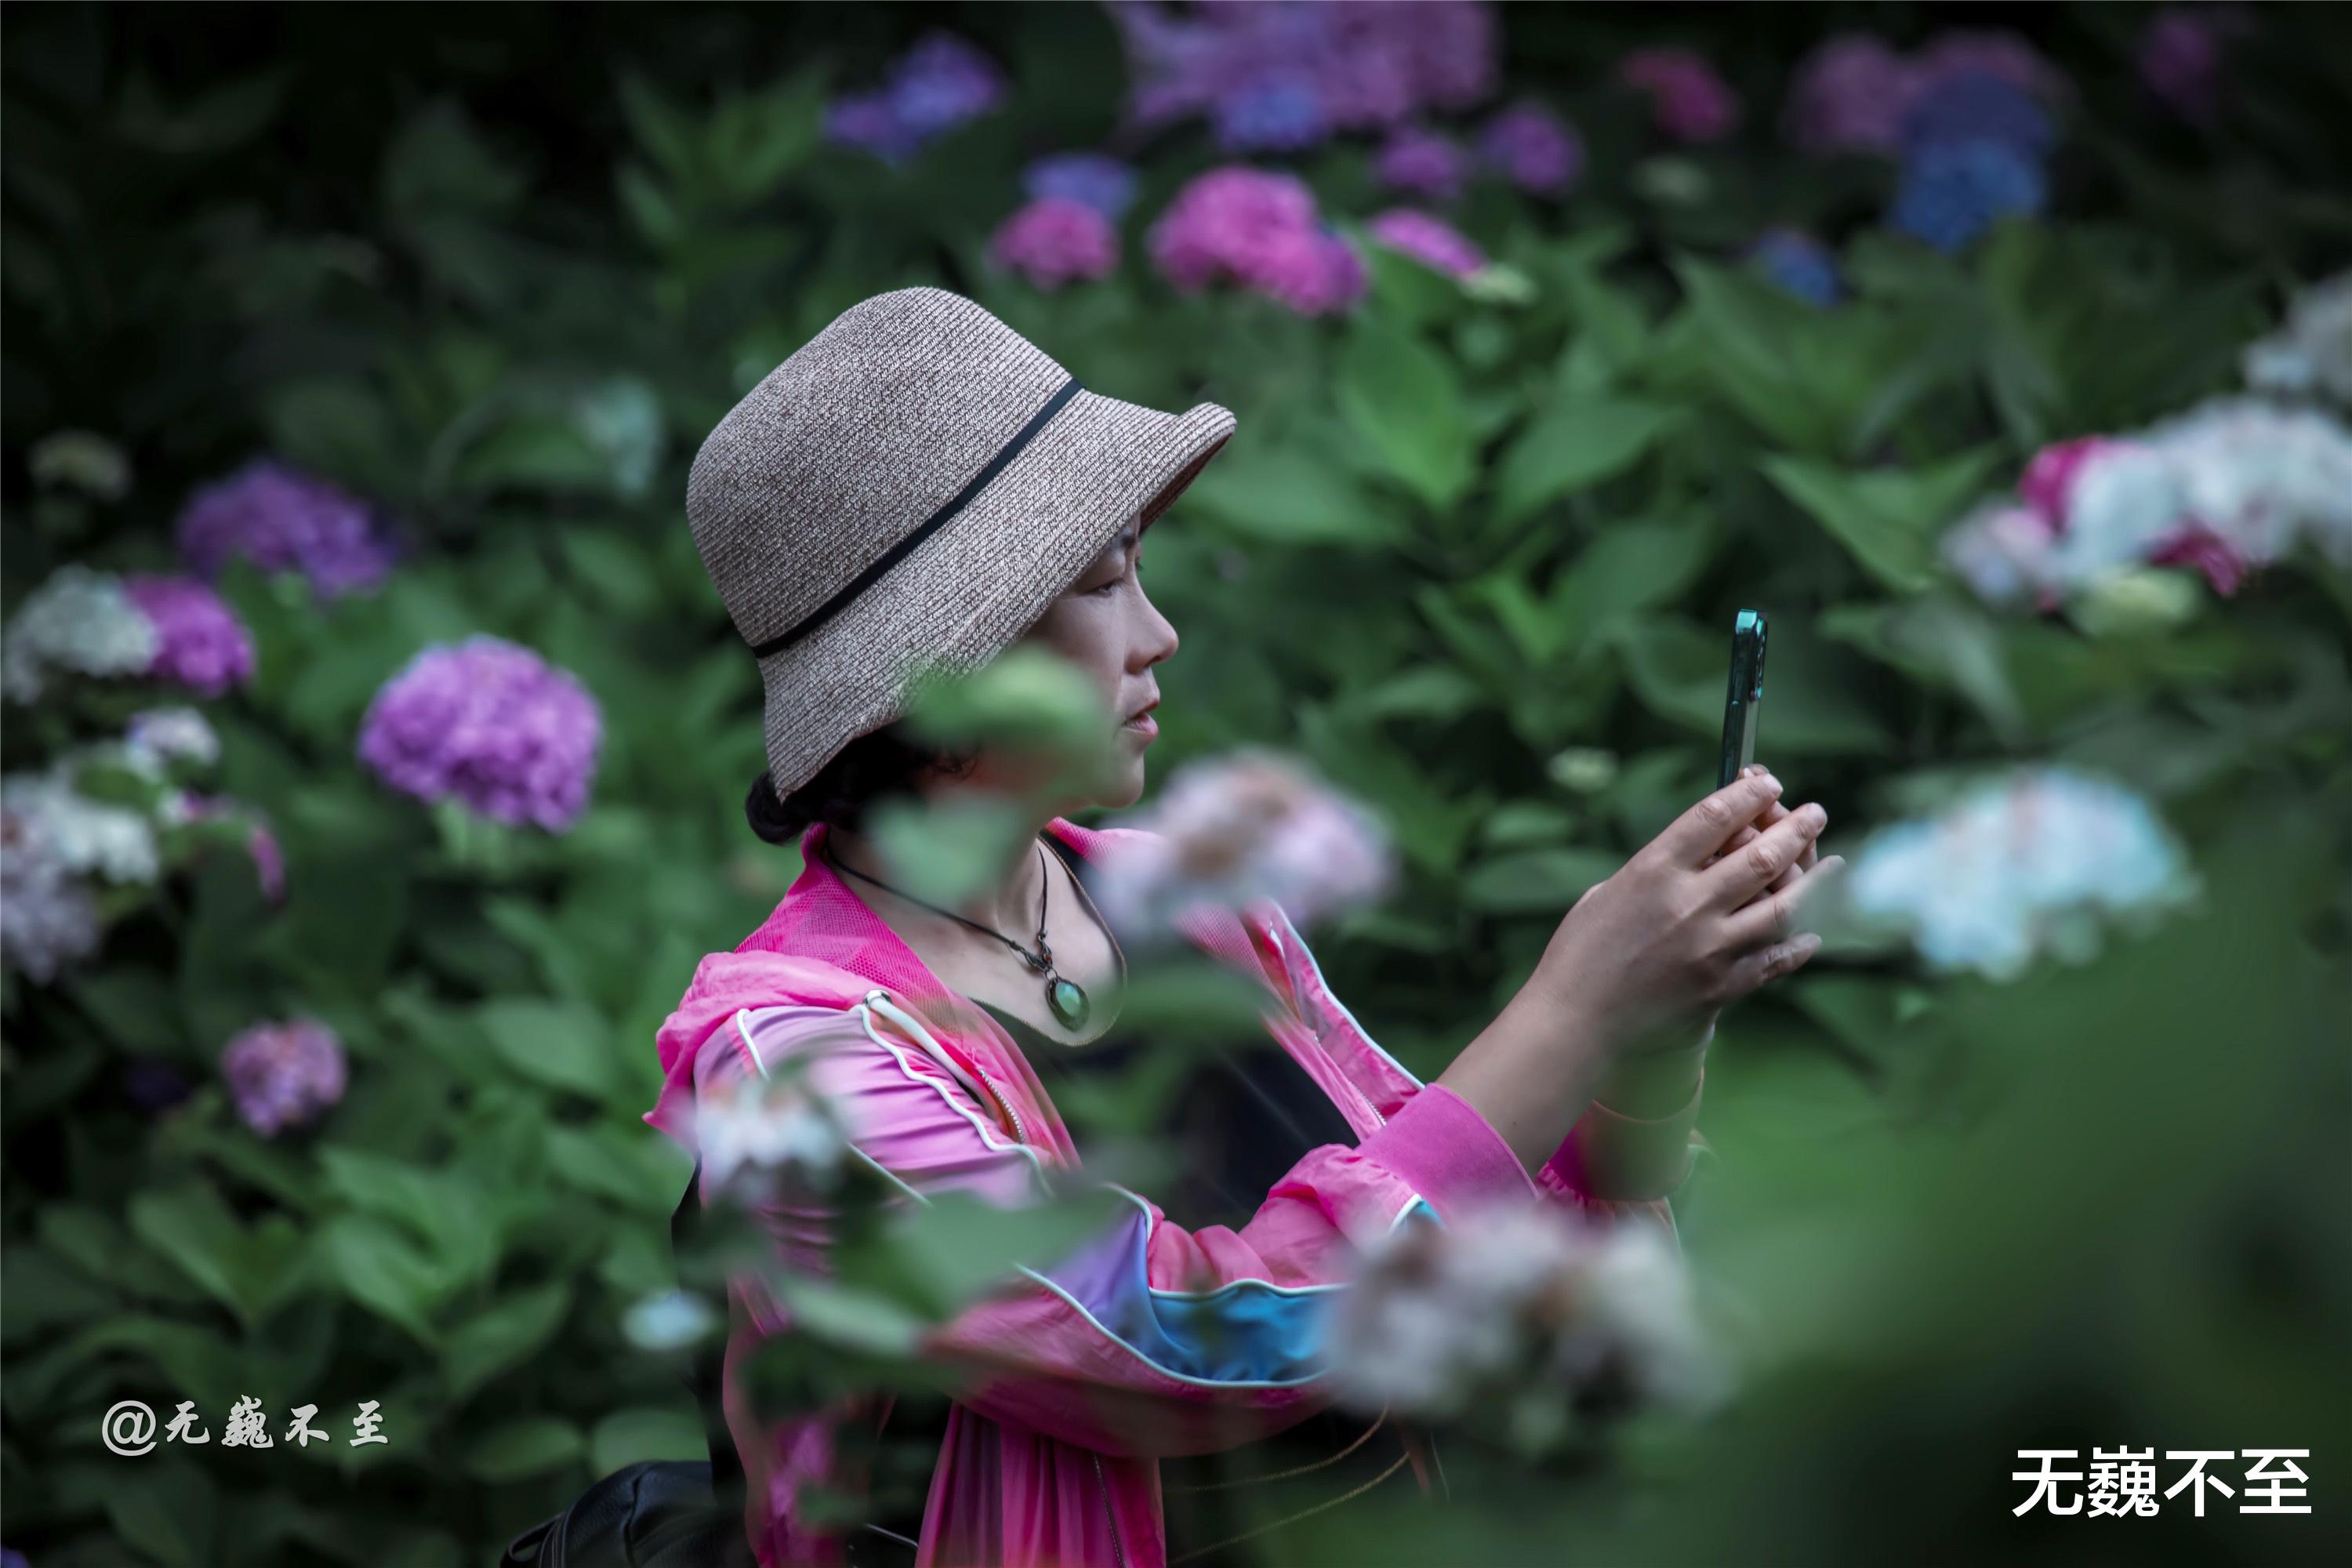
[673,1159,748,1501]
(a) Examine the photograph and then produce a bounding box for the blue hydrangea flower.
[1748,229,1844,307]
[1900,68,2057,159]
[1214,74,1329,154]
[887,31,1005,136]
[1889,139,2047,252]
[1022,152,1138,220]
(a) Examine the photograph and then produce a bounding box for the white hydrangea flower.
[123,707,221,772]
[1847,768,2196,981]
[1941,501,2062,604]
[0,770,161,885]
[28,430,133,501]
[0,803,103,982]
[2,564,158,704]
[622,1287,721,1352]
[2047,442,2187,588]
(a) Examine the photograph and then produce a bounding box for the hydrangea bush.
[2,4,2346,1564]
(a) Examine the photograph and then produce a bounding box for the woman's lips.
[1121,712,1158,739]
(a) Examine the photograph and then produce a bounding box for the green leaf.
[320,1214,448,1345]
[442,1283,573,1403]
[1335,321,1475,512]
[1761,448,2003,594]
[466,1416,586,1483]
[590,1408,710,1475]
[477,998,618,1100]
[104,1455,216,1568]
[128,1183,307,1326]
[1461,847,1621,913]
[1179,443,1404,546]
[1495,398,1678,524]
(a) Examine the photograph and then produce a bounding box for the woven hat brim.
[757,390,1236,800]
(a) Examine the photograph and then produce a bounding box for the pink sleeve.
[697,1001,1534,1458]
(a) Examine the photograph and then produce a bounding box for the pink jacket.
[644,815,1707,1568]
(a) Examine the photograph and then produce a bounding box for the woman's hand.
[1531,769,1841,1066]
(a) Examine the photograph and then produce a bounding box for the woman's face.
[1004,519,1175,811]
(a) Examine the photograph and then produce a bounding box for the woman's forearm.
[1432,973,1620,1172]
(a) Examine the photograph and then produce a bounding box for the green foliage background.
[4,5,2347,1564]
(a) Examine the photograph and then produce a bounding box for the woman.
[645,288,1837,1568]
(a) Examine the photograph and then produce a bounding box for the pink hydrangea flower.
[1145,165,1365,316]
[989,197,1120,291]
[1367,209,1486,280]
[1618,49,1741,143]
[2147,527,2249,596]
[121,575,256,697]
[357,635,602,831]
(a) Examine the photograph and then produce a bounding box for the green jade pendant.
[1027,945,1090,1029]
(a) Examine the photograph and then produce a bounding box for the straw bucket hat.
[686,285,1236,802]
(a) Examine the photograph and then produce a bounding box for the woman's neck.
[822,813,1061,938]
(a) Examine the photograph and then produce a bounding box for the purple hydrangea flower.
[1476,100,1584,197]
[1748,228,1843,307]
[1213,73,1329,154]
[824,30,1004,165]
[1145,165,1366,317]
[2139,7,2243,124]
[823,90,924,165]
[357,635,602,831]
[1784,34,1922,154]
[1375,125,1470,202]
[1619,49,1741,143]
[220,1017,346,1137]
[1901,68,2057,159]
[173,458,401,600]
[249,819,285,904]
[122,575,255,697]
[1367,209,1486,280]
[989,197,1120,291]
[888,30,1006,136]
[1022,152,1138,220]
[1889,139,2049,253]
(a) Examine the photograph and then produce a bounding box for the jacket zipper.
[1092,1452,1127,1568]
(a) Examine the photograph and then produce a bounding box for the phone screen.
[1718,609,1768,789]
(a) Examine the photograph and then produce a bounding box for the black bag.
[496,1160,760,1568]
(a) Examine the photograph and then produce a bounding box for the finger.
[1703,800,1828,908]
[1658,771,1784,867]
[1724,931,1824,1000]
[1703,821,1762,872]
[1722,855,1846,949]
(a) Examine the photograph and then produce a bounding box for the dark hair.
[746,720,982,846]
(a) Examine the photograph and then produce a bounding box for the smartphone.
[1717,609,1769,789]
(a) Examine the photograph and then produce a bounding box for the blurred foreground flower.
[221,1017,347,1137]
[1847,769,2196,982]
[2241,270,2352,405]
[624,1287,722,1352]
[1147,165,1367,316]
[1327,1203,1725,1447]
[358,635,602,831]
[1091,747,1395,945]
[174,457,401,600]
[694,1069,846,1196]
[989,197,1120,291]
[1618,49,1740,143]
[1944,398,2352,606]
